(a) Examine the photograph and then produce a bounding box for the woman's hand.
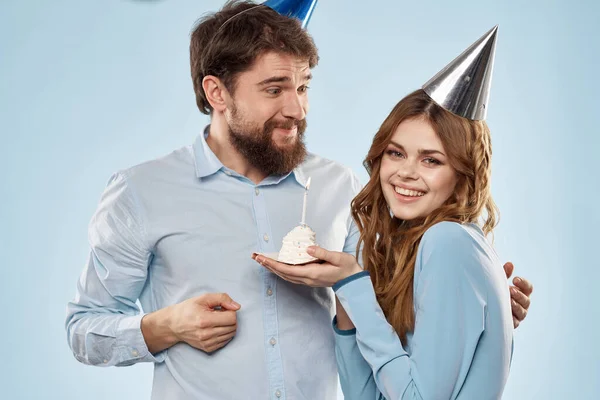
[252,246,363,287]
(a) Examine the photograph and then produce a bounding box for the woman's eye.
[386,150,404,158]
[423,157,442,165]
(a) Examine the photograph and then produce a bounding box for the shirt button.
[263,234,269,242]
[269,337,277,346]
[225,170,232,176]
[266,288,273,296]
[131,350,139,357]
[103,359,108,364]
[255,187,260,195]
[275,390,281,398]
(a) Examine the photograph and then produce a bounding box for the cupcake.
[277,224,318,264]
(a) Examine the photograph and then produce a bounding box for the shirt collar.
[290,165,308,187]
[192,125,308,188]
[193,126,224,179]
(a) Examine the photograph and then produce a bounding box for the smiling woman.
[332,28,517,399]
[354,88,498,339]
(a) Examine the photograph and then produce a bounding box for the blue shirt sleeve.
[335,172,377,399]
[333,316,378,400]
[65,172,165,366]
[334,222,501,399]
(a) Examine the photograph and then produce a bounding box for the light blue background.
[1,0,598,398]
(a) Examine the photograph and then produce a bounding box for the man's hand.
[142,293,241,354]
[171,293,241,353]
[503,262,534,329]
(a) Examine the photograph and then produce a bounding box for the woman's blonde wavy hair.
[351,89,499,344]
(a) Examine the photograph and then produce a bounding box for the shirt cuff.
[116,314,166,364]
[332,315,357,336]
[333,270,370,292]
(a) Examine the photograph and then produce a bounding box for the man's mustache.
[266,118,305,131]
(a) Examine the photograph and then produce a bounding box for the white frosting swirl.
[278,224,318,264]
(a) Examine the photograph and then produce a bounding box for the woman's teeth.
[394,186,425,197]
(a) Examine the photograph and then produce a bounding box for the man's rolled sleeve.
[66,172,165,367]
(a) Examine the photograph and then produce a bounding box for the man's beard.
[228,105,307,176]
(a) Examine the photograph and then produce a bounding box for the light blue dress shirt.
[333,222,513,400]
[65,130,363,400]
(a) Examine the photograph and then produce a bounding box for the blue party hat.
[262,0,318,28]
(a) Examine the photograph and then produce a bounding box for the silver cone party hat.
[422,25,499,121]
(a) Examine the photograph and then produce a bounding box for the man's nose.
[281,93,306,121]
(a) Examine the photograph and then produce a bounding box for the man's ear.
[202,75,230,113]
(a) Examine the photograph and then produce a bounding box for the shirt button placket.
[253,185,285,398]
